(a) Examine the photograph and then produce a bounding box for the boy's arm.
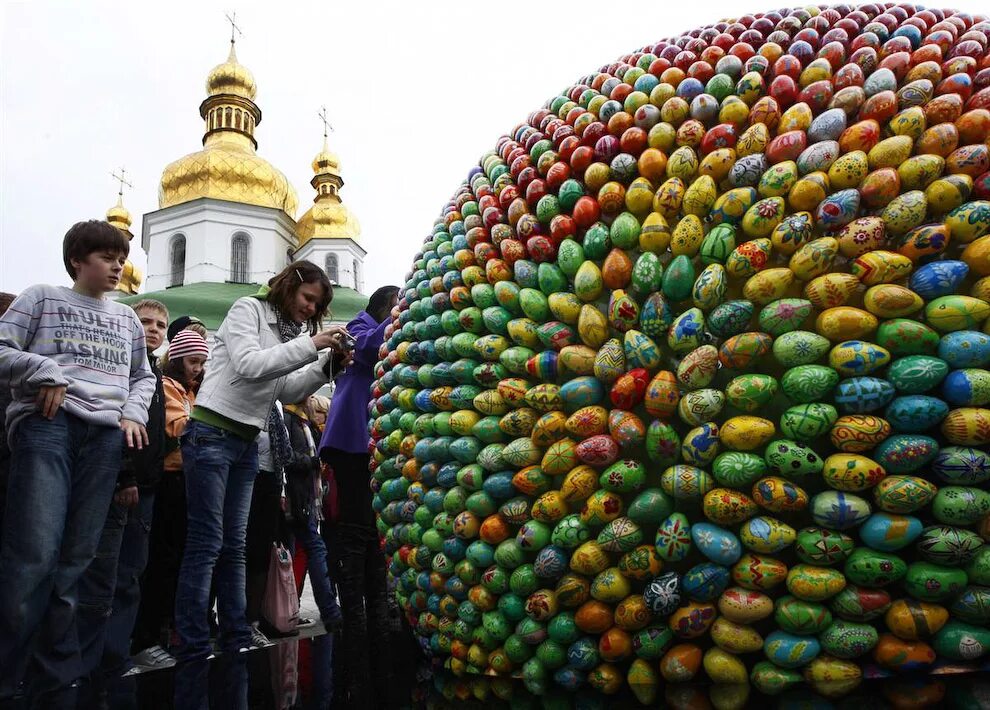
[0,288,69,390]
[121,311,156,426]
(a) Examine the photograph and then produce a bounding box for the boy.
[75,299,169,696]
[0,220,156,703]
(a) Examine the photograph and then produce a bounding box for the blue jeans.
[292,514,339,623]
[0,411,122,699]
[75,491,156,691]
[175,421,258,661]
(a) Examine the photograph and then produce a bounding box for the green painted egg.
[692,264,727,311]
[661,465,714,500]
[844,548,907,587]
[925,295,990,333]
[764,439,824,480]
[538,263,568,296]
[881,190,928,235]
[551,515,592,549]
[519,288,551,323]
[654,512,692,562]
[887,355,950,393]
[556,239,585,277]
[786,565,846,602]
[725,374,778,412]
[773,330,831,367]
[573,261,604,302]
[600,459,647,495]
[781,365,840,403]
[759,298,813,336]
[774,595,833,635]
[708,299,754,338]
[631,252,663,297]
[876,319,941,356]
[873,475,938,514]
[780,403,838,439]
[950,586,990,625]
[678,389,726,426]
[639,291,673,338]
[932,621,990,661]
[903,562,968,602]
[916,525,984,567]
[667,308,706,354]
[932,486,990,525]
[712,452,768,488]
[965,548,990,586]
[597,517,643,554]
[627,488,674,528]
[795,527,855,566]
[662,254,695,302]
[820,620,879,659]
[700,223,736,265]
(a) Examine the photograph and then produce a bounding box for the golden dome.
[206,42,256,100]
[296,136,360,246]
[158,40,298,217]
[106,195,132,234]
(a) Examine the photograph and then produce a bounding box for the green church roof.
[120,281,366,331]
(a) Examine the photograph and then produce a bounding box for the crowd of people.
[0,220,402,709]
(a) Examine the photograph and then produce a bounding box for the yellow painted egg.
[640,211,673,252]
[836,216,888,258]
[751,477,810,514]
[916,122,959,157]
[828,340,892,377]
[565,406,609,438]
[887,106,926,140]
[654,178,685,220]
[719,416,776,451]
[830,415,892,453]
[972,276,990,302]
[711,187,758,226]
[946,201,990,244]
[925,174,973,214]
[925,295,990,332]
[736,122,769,157]
[682,176,717,217]
[570,540,611,575]
[726,238,773,279]
[578,304,609,348]
[941,407,990,445]
[828,150,869,189]
[863,285,924,318]
[698,148,736,182]
[559,344,597,376]
[815,307,879,342]
[500,407,539,437]
[667,146,699,181]
[548,293,583,325]
[860,168,902,209]
[710,618,764,654]
[788,171,830,212]
[669,602,717,639]
[758,161,799,198]
[897,154,945,191]
[770,211,815,256]
[739,516,797,554]
[703,488,759,525]
[822,453,887,492]
[507,318,542,348]
[804,273,861,309]
[743,267,795,305]
[786,565,847,601]
[962,235,990,276]
[790,237,839,281]
[732,554,789,591]
[561,464,600,502]
[881,190,929,235]
[779,102,813,132]
[531,490,569,523]
[670,214,705,256]
[742,197,787,238]
[717,587,774,624]
[868,135,915,170]
[531,411,568,446]
[850,250,914,285]
[839,120,881,154]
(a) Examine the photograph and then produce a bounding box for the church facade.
[114,38,366,327]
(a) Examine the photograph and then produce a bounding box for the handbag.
[262,543,300,636]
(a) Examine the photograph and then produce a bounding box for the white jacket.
[194,295,330,432]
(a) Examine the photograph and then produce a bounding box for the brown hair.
[132,299,170,321]
[62,220,130,280]
[267,260,333,335]
[0,292,15,317]
[163,352,204,391]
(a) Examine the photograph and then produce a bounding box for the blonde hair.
[310,395,330,415]
[132,299,169,321]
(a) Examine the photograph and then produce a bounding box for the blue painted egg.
[681,562,731,602]
[816,189,861,229]
[667,308,707,354]
[932,446,990,485]
[834,377,897,413]
[559,376,606,411]
[872,435,939,474]
[483,471,516,500]
[885,396,950,432]
[938,331,990,368]
[909,260,969,300]
[690,522,742,566]
[764,630,822,668]
[859,513,924,552]
[941,369,990,406]
[639,292,673,338]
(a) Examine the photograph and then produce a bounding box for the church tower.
[142,35,299,292]
[106,170,143,298]
[294,115,365,292]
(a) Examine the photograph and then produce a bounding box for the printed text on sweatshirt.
[0,284,156,441]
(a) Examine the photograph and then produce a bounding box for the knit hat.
[168,329,209,360]
[167,315,205,342]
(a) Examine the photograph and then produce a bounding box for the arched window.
[353,259,360,290]
[170,235,186,287]
[325,253,339,284]
[230,233,250,283]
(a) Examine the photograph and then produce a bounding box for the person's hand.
[312,325,352,353]
[339,350,354,370]
[121,419,149,449]
[114,486,139,508]
[36,384,66,420]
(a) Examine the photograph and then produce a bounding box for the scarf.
[267,308,302,474]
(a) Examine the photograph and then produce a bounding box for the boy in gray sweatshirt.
[0,220,156,704]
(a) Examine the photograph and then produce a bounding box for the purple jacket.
[320,311,387,455]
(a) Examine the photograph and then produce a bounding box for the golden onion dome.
[206,42,256,100]
[106,195,132,234]
[158,40,298,217]
[296,136,360,246]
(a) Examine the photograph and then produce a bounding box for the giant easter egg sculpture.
[369,4,990,701]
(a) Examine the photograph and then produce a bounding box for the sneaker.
[130,645,177,671]
[250,623,274,649]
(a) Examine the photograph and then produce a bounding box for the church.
[111,36,367,329]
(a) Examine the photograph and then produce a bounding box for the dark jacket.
[283,406,321,524]
[118,353,166,492]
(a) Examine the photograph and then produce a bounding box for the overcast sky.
[2,1,986,295]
